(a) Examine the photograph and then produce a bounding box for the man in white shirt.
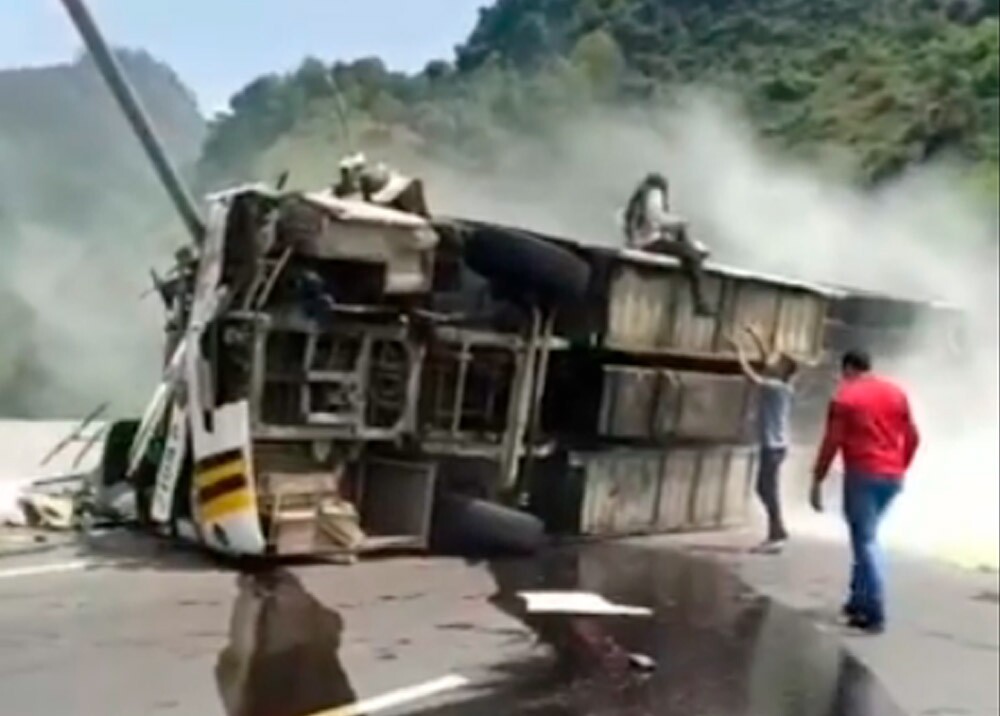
[622,173,713,316]
[728,326,799,553]
[333,153,429,217]
[333,152,367,198]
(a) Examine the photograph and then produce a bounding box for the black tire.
[461,227,591,308]
[431,493,546,557]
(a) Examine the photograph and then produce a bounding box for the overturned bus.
[62,0,835,559]
[89,182,834,558]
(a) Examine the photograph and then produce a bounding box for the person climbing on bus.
[333,153,429,217]
[622,173,714,316]
[332,152,367,198]
[727,325,799,553]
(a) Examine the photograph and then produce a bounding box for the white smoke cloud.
[1,218,174,418]
[399,92,999,568]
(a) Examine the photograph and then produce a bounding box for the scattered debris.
[19,492,76,531]
[317,499,366,552]
[627,652,657,672]
[38,403,108,467]
[1,475,87,556]
[2,475,82,530]
[0,482,29,527]
[1,467,133,537]
[84,481,137,524]
[518,591,653,617]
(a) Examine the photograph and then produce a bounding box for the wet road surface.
[216,570,357,716]
[0,532,909,715]
[400,546,905,716]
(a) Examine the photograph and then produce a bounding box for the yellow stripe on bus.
[195,459,247,491]
[200,489,254,523]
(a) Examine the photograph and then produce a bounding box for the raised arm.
[744,325,771,362]
[727,334,765,385]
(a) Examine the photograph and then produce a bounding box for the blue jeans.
[843,473,902,624]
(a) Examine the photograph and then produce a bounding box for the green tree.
[570,29,625,95]
[196,0,1000,196]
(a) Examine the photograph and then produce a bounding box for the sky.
[1,0,487,113]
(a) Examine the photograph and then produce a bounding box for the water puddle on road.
[417,544,907,716]
[213,546,906,716]
[215,569,358,716]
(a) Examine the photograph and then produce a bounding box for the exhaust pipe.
[59,0,205,244]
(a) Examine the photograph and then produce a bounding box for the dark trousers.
[639,231,712,313]
[680,254,709,312]
[756,447,788,541]
[843,473,902,624]
[671,228,710,312]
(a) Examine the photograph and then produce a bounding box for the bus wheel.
[431,493,545,557]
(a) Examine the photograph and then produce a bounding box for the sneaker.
[841,602,861,619]
[847,613,885,634]
[750,538,786,555]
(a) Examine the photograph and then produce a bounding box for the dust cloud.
[654,100,997,569]
[405,91,1000,567]
[0,217,178,419]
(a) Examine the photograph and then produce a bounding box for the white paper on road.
[518,590,652,617]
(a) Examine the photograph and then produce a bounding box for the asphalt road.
[0,529,917,716]
[664,526,1000,716]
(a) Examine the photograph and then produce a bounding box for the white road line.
[0,560,92,580]
[315,674,471,716]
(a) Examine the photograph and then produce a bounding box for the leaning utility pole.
[59,0,205,244]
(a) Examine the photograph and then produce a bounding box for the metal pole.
[515,310,556,504]
[59,0,205,244]
[500,307,543,492]
[326,73,353,149]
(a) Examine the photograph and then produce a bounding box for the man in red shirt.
[811,349,920,633]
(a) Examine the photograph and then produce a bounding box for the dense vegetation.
[199,0,999,196]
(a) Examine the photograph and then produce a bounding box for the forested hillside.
[0,49,204,236]
[199,0,999,195]
[0,50,205,416]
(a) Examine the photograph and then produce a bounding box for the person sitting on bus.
[622,173,713,317]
